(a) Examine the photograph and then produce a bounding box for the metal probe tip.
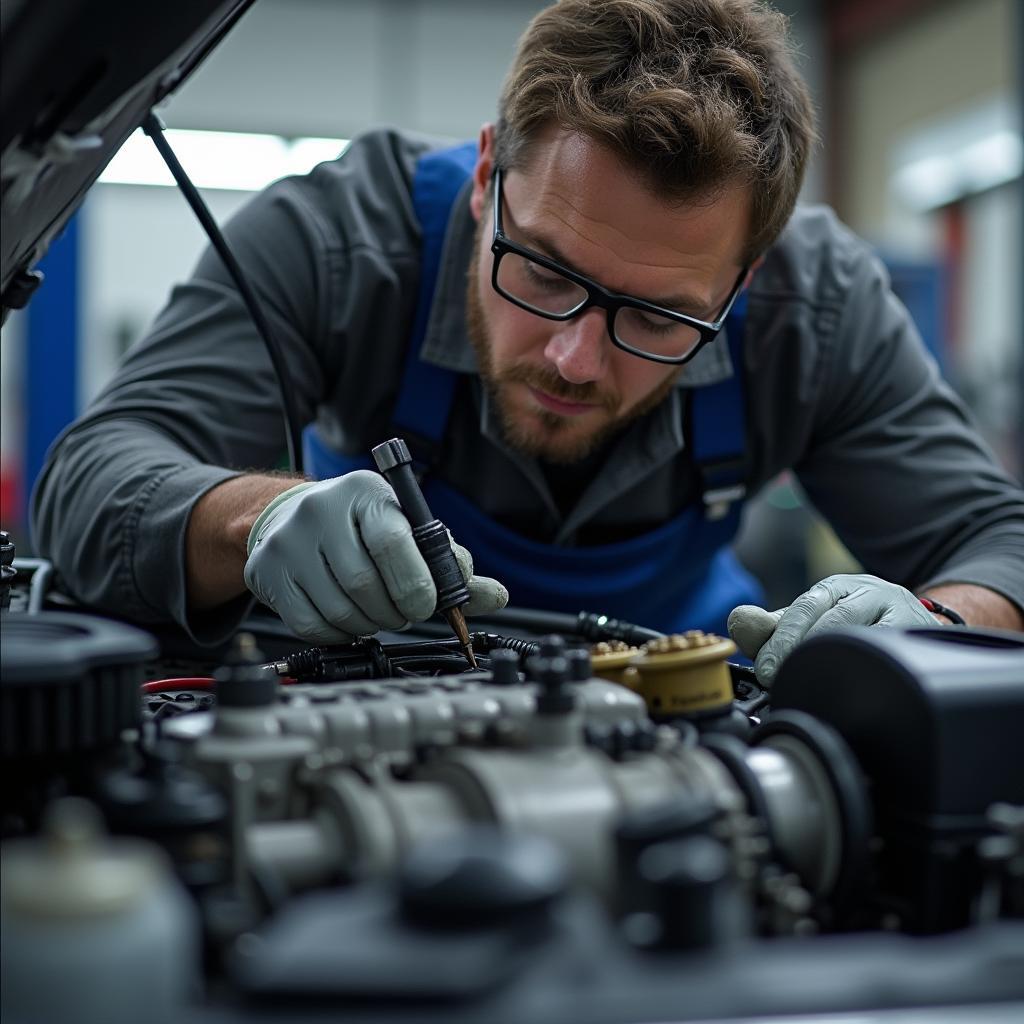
[445,607,477,669]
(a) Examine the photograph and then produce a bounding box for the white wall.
[163,0,548,138]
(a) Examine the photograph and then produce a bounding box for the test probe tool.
[372,438,477,668]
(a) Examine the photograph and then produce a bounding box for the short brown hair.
[495,0,817,261]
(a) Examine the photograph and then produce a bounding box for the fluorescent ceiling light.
[98,129,348,191]
[892,155,961,212]
[958,130,1023,193]
[890,96,1021,212]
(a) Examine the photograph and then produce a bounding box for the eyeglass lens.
[495,250,704,359]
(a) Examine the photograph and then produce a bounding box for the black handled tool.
[371,438,477,669]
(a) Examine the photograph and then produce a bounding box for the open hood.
[0,0,255,319]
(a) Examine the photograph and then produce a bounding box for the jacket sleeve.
[793,244,1024,612]
[31,134,422,643]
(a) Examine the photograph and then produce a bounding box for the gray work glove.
[244,471,508,644]
[727,573,938,687]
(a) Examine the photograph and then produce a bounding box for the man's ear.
[469,123,496,222]
[744,255,765,287]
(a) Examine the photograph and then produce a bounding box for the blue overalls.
[303,143,763,636]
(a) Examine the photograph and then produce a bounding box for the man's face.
[466,127,752,463]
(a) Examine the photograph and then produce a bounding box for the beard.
[464,232,680,464]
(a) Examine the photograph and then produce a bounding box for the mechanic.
[32,0,1024,684]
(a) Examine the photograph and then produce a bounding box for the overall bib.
[303,143,763,636]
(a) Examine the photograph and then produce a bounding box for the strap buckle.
[702,483,747,521]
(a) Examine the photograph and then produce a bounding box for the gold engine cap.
[635,631,736,715]
[590,641,643,690]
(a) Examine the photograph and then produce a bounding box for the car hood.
[0,0,254,320]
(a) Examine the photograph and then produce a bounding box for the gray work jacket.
[31,128,1024,642]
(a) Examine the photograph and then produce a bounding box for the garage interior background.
[1,0,1020,610]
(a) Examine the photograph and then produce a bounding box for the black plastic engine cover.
[770,626,1024,931]
[771,626,1024,820]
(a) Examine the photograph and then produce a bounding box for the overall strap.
[391,141,479,468]
[690,292,749,521]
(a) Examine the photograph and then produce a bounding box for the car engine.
[2,549,1023,1024]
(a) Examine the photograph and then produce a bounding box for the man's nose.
[543,309,609,384]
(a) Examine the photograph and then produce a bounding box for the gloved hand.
[244,471,508,643]
[727,573,938,687]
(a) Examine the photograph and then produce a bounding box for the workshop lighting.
[98,129,348,191]
[957,130,1023,193]
[890,95,1022,213]
[892,155,962,212]
[892,131,1022,212]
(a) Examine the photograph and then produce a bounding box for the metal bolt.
[258,778,281,806]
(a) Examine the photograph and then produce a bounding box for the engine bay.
[2,557,1023,1024]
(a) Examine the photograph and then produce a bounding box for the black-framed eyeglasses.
[490,167,748,365]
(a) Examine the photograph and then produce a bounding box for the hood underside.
[0,0,254,317]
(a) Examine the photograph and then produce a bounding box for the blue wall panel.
[24,215,80,526]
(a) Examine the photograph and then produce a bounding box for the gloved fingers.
[800,578,936,640]
[295,554,391,638]
[754,575,862,685]
[448,535,509,616]
[451,539,474,583]
[263,572,359,645]
[727,605,784,660]
[752,575,939,685]
[245,472,427,637]
[876,586,938,628]
[463,575,510,617]
[802,593,886,640]
[355,490,437,622]
[318,542,409,633]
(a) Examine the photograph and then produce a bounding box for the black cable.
[142,113,303,472]
[478,633,540,658]
[573,611,664,645]
[388,655,480,675]
[919,597,966,626]
[276,631,545,683]
[480,606,664,644]
[479,607,583,635]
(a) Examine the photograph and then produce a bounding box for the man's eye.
[524,262,573,291]
[634,312,679,335]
